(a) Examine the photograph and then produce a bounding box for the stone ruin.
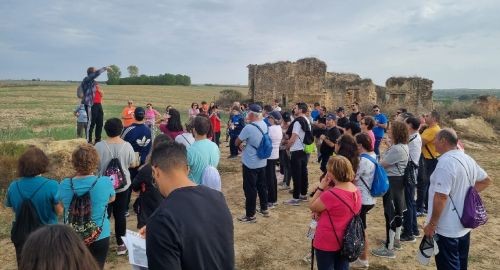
[248,57,434,113]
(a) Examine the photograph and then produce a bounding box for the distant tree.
[216,89,244,108]
[127,65,139,77]
[107,65,121,85]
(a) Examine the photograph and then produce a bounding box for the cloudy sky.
[1,0,499,88]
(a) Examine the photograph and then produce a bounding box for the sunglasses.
[373,109,379,112]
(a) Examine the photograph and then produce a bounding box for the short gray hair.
[436,128,458,146]
[249,111,263,119]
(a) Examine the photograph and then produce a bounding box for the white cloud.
[0,0,499,88]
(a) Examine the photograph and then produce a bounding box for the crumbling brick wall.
[248,58,433,113]
[385,77,434,114]
[248,58,326,107]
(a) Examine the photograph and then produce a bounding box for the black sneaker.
[400,234,416,243]
[256,209,270,217]
[237,215,257,223]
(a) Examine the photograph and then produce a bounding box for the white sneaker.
[117,244,127,255]
[350,258,369,268]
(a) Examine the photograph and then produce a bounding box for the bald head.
[436,128,458,146]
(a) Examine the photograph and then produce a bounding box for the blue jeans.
[435,233,470,270]
[229,135,239,156]
[402,182,418,236]
[315,249,348,270]
[374,137,383,156]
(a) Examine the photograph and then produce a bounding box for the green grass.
[0,126,77,141]
[0,83,246,142]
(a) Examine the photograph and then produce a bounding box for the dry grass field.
[0,83,498,270]
[0,83,247,141]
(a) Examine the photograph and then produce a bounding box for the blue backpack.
[359,153,389,197]
[249,123,273,159]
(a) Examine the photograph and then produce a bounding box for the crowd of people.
[4,66,493,270]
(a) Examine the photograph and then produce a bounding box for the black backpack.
[65,178,105,246]
[403,136,418,186]
[10,181,48,247]
[326,190,365,262]
[286,116,314,144]
[103,142,127,190]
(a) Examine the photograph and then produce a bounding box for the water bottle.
[306,220,317,240]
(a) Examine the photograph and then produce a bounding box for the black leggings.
[88,237,110,269]
[107,190,128,245]
[279,149,292,186]
[265,159,278,203]
[383,176,406,247]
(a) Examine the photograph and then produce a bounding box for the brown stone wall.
[248,58,326,108]
[324,73,377,110]
[248,58,433,113]
[385,77,433,113]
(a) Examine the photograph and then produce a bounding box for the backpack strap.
[425,144,435,159]
[360,153,377,165]
[70,177,99,195]
[328,189,358,215]
[447,155,473,223]
[326,209,342,250]
[394,145,409,176]
[16,180,49,201]
[104,141,126,159]
[324,189,358,249]
[249,123,267,149]
[358,176,371,192]
[104,141,115,159]
[249,122,267,135]
[181,134,192,146]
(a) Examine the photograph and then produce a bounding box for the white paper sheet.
[121,229,148,268]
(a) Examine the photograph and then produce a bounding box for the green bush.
[216,89,244,108]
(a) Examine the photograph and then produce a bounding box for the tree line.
[107,65,191,86]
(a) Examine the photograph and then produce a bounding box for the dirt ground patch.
[453,116,498,141]
[0,139,499,270]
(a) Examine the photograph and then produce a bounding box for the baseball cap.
[336,107,345,113]
[134,107,145,117]
[282,112,292,122]
[417,235,439,265]
[248,104,262,113]
[326,113,337,120]
[269,111,282,121]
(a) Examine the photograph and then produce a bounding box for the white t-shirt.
[175,132,195,148]
[290,117,311,152]
[427,150,488,238]
[268,125,283,160]
[355,152,377,205]
[408,132,422,165]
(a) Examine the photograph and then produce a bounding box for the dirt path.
[0,140,498,270]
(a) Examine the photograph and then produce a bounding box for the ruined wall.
[248,58,433,113]
[248,58,326,107]
[385,77,434,113]
[324,72,377,109]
